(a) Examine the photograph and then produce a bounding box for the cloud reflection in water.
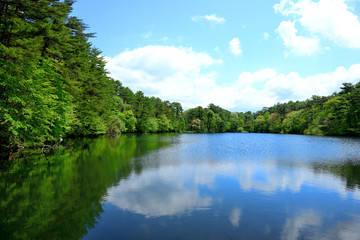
[229,207,242,227]
[106,158,360,218]
[107,166,212,217]
[281,210,360,240]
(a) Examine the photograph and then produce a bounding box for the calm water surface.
[1,133,360,240]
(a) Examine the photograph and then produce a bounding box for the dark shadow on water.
[0,134,175,240]
[312,160,360,191]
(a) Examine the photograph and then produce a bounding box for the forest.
[0,0,185,157]
[184,83,360,136]
[1,0,359,158]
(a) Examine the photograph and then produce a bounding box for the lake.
[1,133,360,240]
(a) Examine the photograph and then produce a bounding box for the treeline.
[184,82,360,136]
[0,0,184,155]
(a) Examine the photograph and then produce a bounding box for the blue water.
[82,133,360,240]
[2,133,360,240]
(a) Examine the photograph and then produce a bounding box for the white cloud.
[263,32,270,40]
[229,38,242,56]
[274,0,360,48]
[141,31,152,39]
[105,45,360,112]
[236,68,277,88]
[105,46,222,109]
[161,36,169,43]
[214,46,221,54]
[191,14,226,24]
[276,20,321,56]
[264,64,360,101]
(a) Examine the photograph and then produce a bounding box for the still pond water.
[1,133,360,240]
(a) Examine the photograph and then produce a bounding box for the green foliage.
[0,1,185,157]
[123,110,137,132]
[158,115,173,132]
[268,113,282,133]
[184,104,232,133]
[0,59,70,150]
[138,118,159,133]
[282,110,306,134]
[184,82,360,137]
[254,115,267,133]
[188,119,202,132]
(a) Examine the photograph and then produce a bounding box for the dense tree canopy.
[0,0,184,158]
[184,82,360,136]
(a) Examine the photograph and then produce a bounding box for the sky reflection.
[281,210,360,240]
[85,134,360,239]
[106,158,360,218]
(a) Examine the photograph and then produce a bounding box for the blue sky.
[72,0,360,112]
